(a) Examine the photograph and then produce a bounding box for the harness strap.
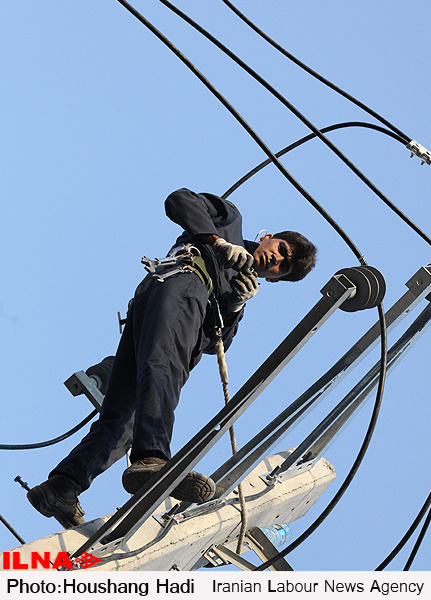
[186,254,214,296]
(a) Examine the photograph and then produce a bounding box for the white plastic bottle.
[261,522,292,547]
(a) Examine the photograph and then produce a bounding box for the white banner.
[0,570,429,599]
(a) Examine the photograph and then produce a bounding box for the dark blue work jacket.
[165,188,257,354]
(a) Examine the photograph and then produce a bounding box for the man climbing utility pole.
[27,188,317,529]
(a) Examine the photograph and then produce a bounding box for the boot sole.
[122,463,164,495]
[170,471,216,503]
[122,467,215,503]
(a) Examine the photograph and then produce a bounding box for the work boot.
[27,475,86,529]
[122,458,216,503]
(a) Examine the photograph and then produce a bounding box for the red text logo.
[2,551,101,570]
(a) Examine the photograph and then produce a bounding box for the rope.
[214,327,248,555]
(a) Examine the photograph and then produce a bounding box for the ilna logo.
[2,551,102,570]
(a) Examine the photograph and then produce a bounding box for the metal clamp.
[407,140,431,165]
[141,244,201,280]
[260,458,317,486]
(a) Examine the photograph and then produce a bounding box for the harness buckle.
[141,243,201,276]
[141,244,213,293]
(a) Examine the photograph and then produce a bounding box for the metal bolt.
[14,476,30,492]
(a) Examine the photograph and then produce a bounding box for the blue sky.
[1,1,430,571]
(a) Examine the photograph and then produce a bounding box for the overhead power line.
[375,491,431,571]
[223,121,406,197]
[155,0,431,248]
[221,0,410,142]
[404,507,431,571]
[115,0,366,264]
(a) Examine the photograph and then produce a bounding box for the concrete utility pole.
[7,266,429,570]
[1,450,335,572]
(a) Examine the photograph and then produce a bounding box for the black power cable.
[404,507,431,571]
[0,410,98,450]
[254,303,387,570]
[115,0,365,263]
[223,121,406,198]
[221,0,410,142]
[155,0,431,248]
[0,514,26,545]
[375,491,431,571]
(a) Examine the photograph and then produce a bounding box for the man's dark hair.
[272,231,317,282]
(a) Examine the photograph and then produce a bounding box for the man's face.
[252,235,293,282]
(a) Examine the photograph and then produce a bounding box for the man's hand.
[227,270,259,312]
[213,238,254,271]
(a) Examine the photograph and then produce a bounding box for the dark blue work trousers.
[51,271,210,492]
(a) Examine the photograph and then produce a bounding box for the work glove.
[227,270,259,312]
[213,238,254,271]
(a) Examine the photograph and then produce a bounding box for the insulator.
[336,266,386,312]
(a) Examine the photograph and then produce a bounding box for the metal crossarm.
[274,299,431,476]
[208,265,431,499]
[205,532,295,571]
[69,273,355,561]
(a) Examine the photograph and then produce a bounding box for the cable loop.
[0,410,98,450]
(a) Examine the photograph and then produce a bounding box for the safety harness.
[141,243,214,296]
